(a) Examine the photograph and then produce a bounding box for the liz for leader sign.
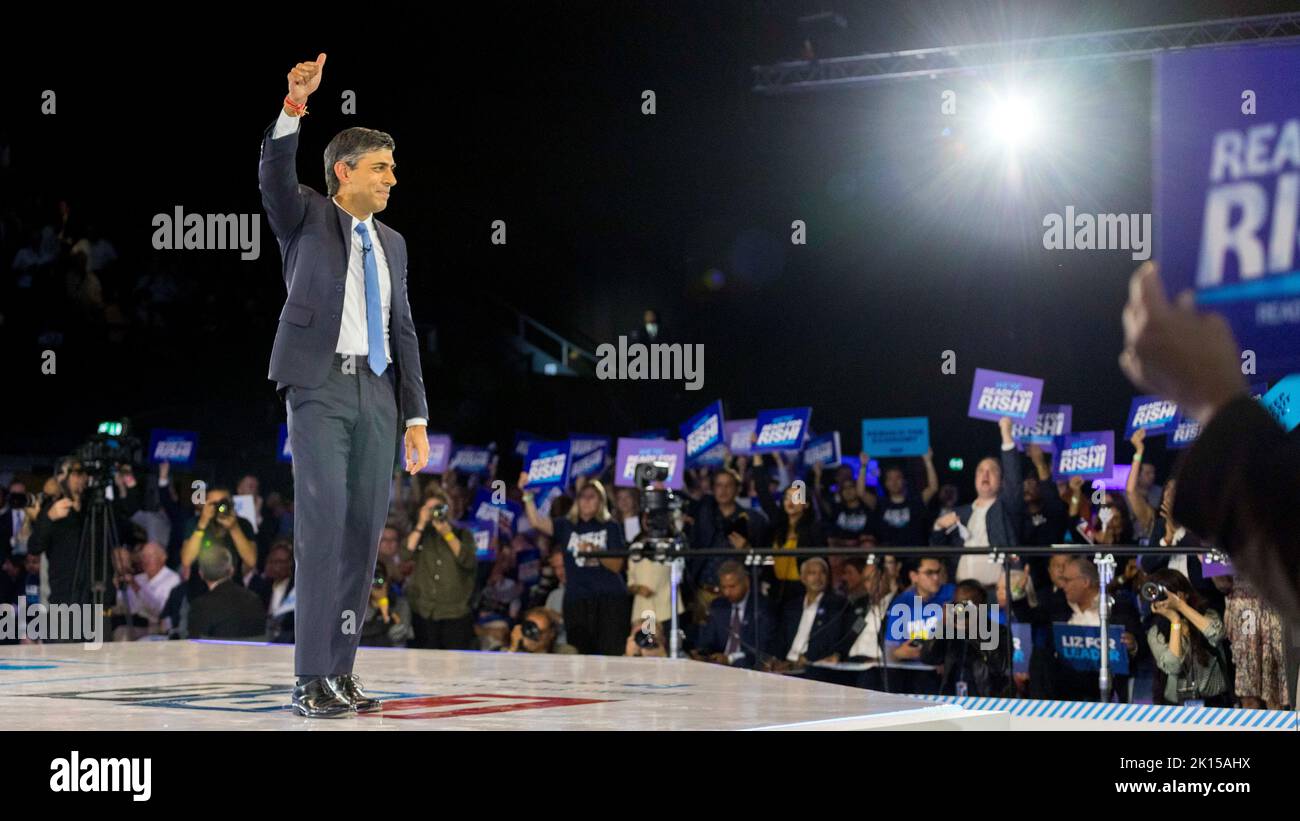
[1155,44,1300,374]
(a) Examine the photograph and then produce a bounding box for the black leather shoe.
[328,673,382,713]
[291,677,353,718]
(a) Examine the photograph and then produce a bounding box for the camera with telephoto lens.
[520,619,542,643]
[634,461,682,541]
[634,627,659,649]
[429,501,450,522]
[1140,581,1168,603]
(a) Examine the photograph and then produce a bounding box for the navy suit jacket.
[930,445,1024,548]
[779,591,853,663]
[257,120,428,422]
[697,590,775,669]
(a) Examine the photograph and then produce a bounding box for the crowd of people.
[2,410,1292,711]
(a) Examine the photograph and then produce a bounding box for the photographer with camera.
[29,456,142,608]
[508,607,577,654]
[401,487,478,649]
[178,488,257,599]
[1143,568,1230,706]
[520,472,628,655]
[919,579,1014,697]
[688,467,770,617]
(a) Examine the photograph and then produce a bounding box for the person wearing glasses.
[29,456,141,609]
[881,557,954,693]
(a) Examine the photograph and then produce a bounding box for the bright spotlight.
[984,93,1040,149]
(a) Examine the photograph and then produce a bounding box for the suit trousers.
[286,355,398,677]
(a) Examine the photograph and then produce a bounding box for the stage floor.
[0,641,1004,730]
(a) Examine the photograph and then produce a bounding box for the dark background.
[2,0,1296,490]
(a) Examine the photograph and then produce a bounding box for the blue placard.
[1248,381,1269,401]
[567,445,607,480]
[449,445,493,476]
[752,407,812,452]
[1260,374,1300,432]
[1011,623,1032,675]
[681,401,725,462]
[567,433,611,459]
[458,519,495,561]
[472,488,522,537]
[860,417,930,457]
[523,441,570,488]
[1155,44,1300,375]
[277,424,292,463]
[1052,623,1129,675]
[148,429,198,465]
[801,432,841,468]
[1125,395,1180,437]
[513,430,543,459]
[1167,415,1201,450]
[693,441,729,467]
[1012,404,1072,448]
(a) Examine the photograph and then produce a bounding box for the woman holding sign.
[519,473,629,656]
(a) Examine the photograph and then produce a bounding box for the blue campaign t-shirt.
[883,583,956,646]
[554,517,627,600]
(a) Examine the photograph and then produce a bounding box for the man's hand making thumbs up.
[285,53,327,112]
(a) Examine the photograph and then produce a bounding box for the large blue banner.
[1155,44,1300,375]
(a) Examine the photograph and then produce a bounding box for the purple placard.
[1095,463,1131,492]
[613,438,686,489]
[1125,395,1180,438]
[1053,431,1115,481]
[400,433,452,474]
[724,419,757,456]
[1155,44,1300,376]
[1012,404,1072,449]
[1200,557,1234,578]
[967,369,1043,423]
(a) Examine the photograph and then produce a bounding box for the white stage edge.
[0,641,1005,731]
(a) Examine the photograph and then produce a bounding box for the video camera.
[633,460,682,542]
[74,419,142,497]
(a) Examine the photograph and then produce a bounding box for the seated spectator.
[113,542,180,640]
[1145,568,1229,706]
[844,556,900,688]
[544,550,567,646]
[919,579,1013,696]
[692,560,775,669]
[402,489,478,650]
[360,563,414,648]
[774,557,851,670]
[882,556,954,693]
[185,546,267,640]
[507,607,577,654]
[930,417,1021,588]
[255,541,296,643]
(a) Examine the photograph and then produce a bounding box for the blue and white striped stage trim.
[909,694,1298,730]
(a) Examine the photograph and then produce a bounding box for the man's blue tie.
[354,223,386,376]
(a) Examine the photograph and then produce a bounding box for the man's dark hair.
[324,127,396,196]
[717,560,747,584]
[954,579,988,605]
[903,556,941,579]
[844,556,867,573]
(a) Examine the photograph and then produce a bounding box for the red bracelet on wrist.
[283,95,307,114]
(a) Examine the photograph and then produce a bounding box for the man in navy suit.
[259,54,431,717]
[776,557,853,669]
[693,560,775,669]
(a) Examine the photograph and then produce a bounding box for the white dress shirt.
[125,566,181,624]
[956,500,1003,586]
[272,110,425,429]
[786,592,825,662]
